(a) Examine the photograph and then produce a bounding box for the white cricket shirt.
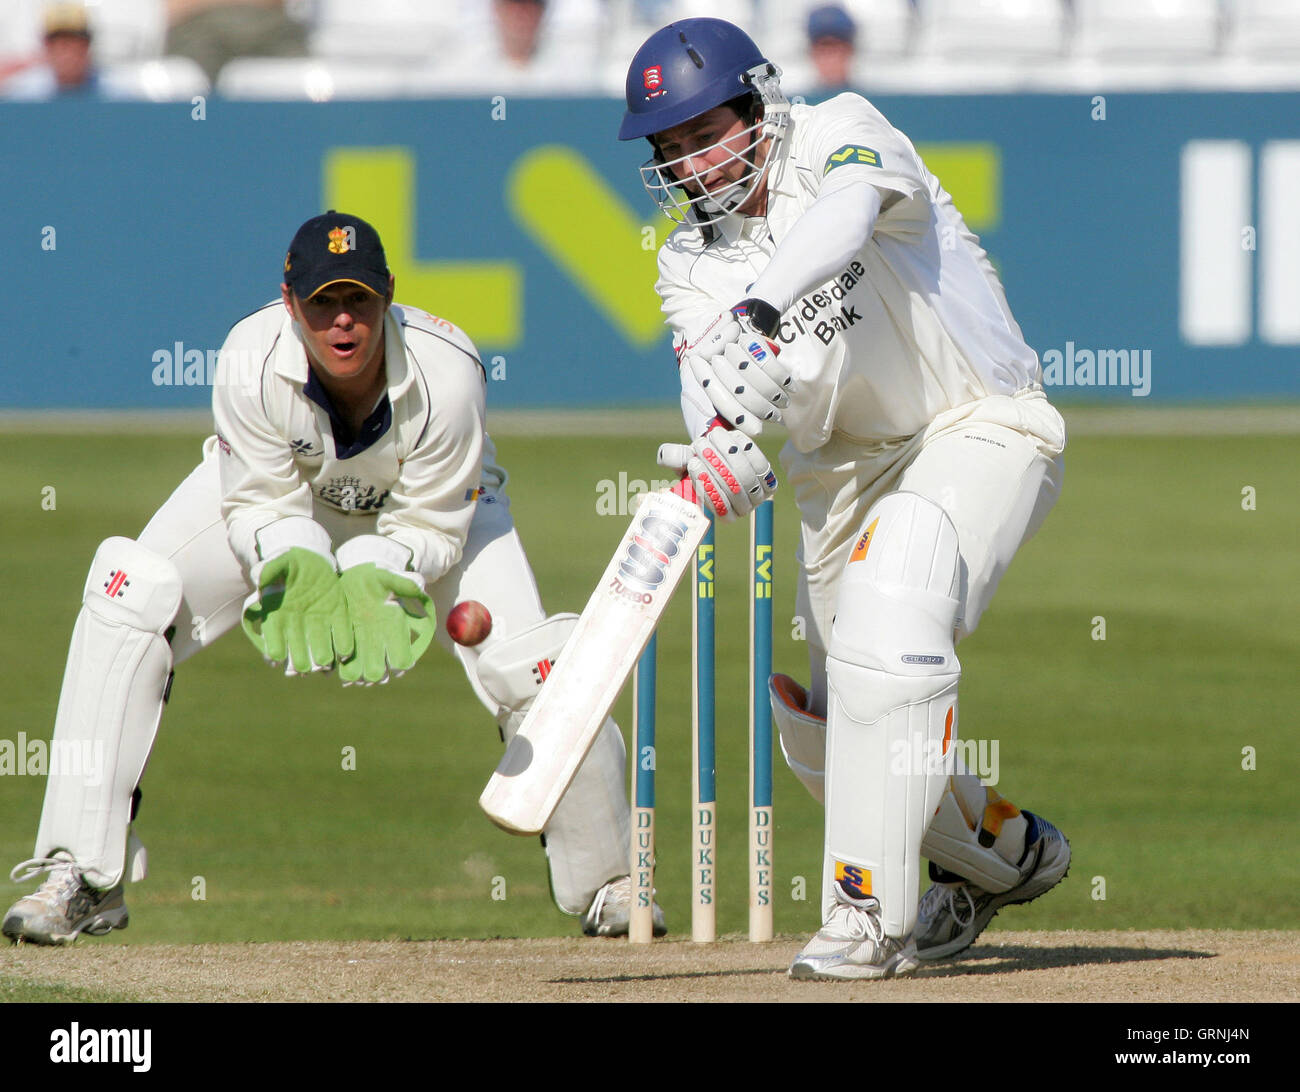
[656,92,1043,451]
[212,301,500,582]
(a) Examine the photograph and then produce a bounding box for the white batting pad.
[922,768,1027,893]
[770,674,828,804]
[766,668,1029,893]
[35,538,183,889]
[823,492,961,937]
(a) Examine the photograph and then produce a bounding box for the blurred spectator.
[2,3,104,100]
[806,4,859,92]
[496,0,549,67]
[165,0,308,84]
[774,2,869,99]
[425,0,604,95]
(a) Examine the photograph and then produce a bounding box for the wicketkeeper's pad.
[34,537,182,889]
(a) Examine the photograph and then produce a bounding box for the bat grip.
[671,416,730,506]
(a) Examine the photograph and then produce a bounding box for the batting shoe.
[789,882,919,981]
[915,810,1071,962]
[581,876,666,938]
[3,851,129,946]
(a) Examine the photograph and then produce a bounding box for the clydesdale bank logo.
[610,508,691,604]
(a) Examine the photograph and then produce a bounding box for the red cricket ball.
[446,600,493,647]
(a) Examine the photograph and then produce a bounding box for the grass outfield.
[0,414,1295,945]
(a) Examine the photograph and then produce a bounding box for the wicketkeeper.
[4,212,661,944]
[621,19,1071,979]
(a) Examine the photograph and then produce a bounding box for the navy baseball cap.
[283,211,390,298]
[808,5,857,44]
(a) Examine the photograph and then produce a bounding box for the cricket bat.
[480,481,708,835]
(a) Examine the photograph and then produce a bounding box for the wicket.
[630,500,775,943]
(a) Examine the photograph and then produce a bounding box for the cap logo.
[643,65,662,90]
[327,225,355,254]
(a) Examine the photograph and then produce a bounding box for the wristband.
[732,297,781,340]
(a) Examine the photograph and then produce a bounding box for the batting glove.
[682,299,794,439]
[241,547,354,675]
[657,425,777,521]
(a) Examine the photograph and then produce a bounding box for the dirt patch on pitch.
[2,930,1296,1002]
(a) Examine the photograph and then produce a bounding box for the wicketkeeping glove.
[337,563,437,686]
[241,547,354,675]
[658,424,777,521]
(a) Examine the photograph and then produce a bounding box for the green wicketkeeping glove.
[241,547,354,674]
[337,563,437,686]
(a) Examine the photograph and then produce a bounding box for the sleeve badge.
[824,144,883,175]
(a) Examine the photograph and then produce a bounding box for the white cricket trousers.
[787,388,1067,715]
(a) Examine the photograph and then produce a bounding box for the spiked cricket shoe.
[789,883,919,981]
[4,851,129,946]
[915,810,1071,961]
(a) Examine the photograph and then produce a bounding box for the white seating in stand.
[102,56,210,101]
[1074,0,1223,60]
[215,56,434,100]
[917,0,1070,60]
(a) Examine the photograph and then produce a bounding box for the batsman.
[4,213,657,944]
[621,19,1071,979]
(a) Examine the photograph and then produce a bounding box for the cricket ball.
[446,600,493,647]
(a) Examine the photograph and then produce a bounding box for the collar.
[766,128,802,204]
[755,130,803,246]
[302,371,393,459]
[274,307,408,460]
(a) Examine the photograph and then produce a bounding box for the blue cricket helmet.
[619,19,791,228]
[619,18,772,142]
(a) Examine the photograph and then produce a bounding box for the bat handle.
[669,413,730,504]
